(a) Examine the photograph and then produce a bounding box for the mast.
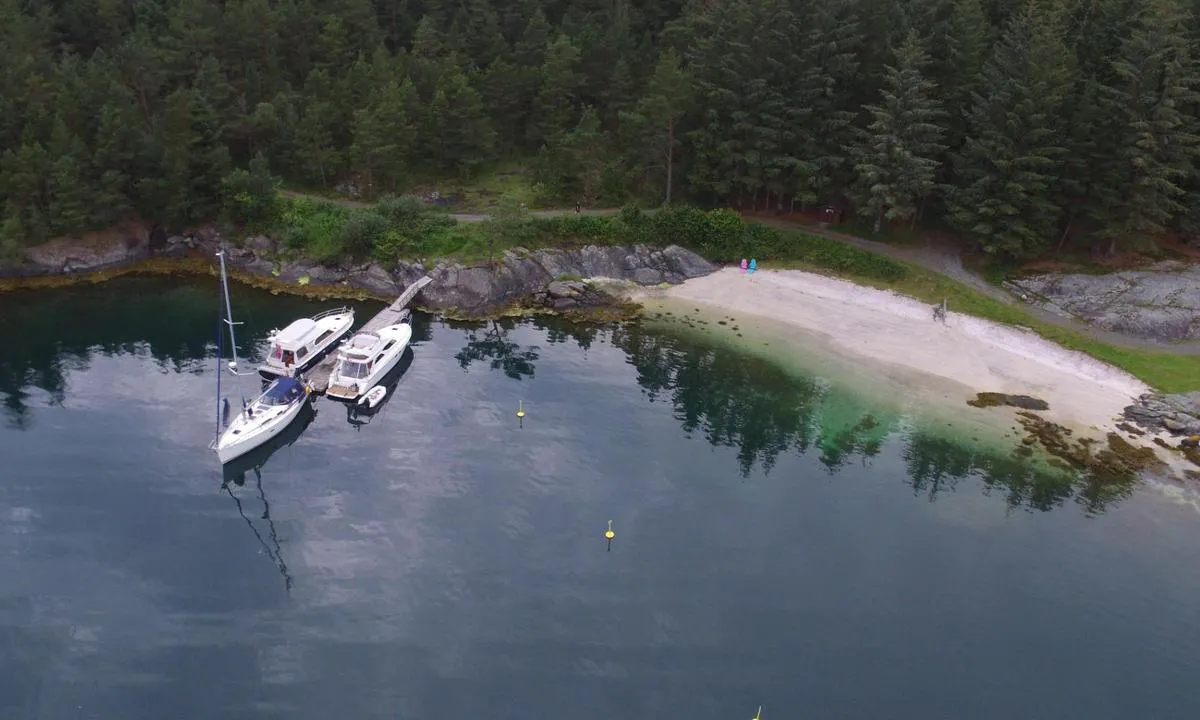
[216,249,242,372]
[215,270,224,446]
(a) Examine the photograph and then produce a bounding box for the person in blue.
[748,258,757,275]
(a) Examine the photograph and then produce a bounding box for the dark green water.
[2,277,1199,719]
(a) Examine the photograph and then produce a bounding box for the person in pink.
[740,258,748,274]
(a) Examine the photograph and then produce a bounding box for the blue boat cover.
[262,376,305,405]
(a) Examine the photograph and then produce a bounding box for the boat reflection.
[220,401,317,592]
[345,345,414,430]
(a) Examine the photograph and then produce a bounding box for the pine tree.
[45,116,92,235]
[529,34,582,148]
[1098,0,1200,251]
[850,32,948,233]
[946,0,1076,258]
[349,78,417,195]
[432,69,496,179]
[621,47,692,204]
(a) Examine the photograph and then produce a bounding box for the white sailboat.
[209,249,313,464]
[324,321,413,402]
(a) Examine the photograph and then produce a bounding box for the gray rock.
[1008,261,1200,343]
[633,267,663,285]
[547,281,581,298]
[348,264,398,296]
[25,233,148,274]
[243,235,276,254]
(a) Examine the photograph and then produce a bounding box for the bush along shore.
[0,197,908,315]
[6,193,1200,397]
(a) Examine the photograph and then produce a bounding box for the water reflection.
[600,318,1135,516]
[0,277,379,427]
[220,401,318,592]
[0,278,1140,516]
[451,318,540,380]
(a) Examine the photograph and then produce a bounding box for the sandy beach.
[635,267,1153,441]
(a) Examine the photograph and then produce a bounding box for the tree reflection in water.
[599,317,1134,516]
[451,318,539,380]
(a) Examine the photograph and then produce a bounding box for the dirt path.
[752,216,1200,355]
[277,189,1198,354]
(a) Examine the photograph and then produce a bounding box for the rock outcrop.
[1005,261,1200,343]
[3,227,717,317]
[13,231,150,276]
[1123,392,1200,437]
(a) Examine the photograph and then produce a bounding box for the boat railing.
[312,306,352,321]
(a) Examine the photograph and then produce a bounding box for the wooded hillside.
[1,0,1198,260]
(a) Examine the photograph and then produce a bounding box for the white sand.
[639,267,1152,438]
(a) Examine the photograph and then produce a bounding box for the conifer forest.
[2,0,1198,260]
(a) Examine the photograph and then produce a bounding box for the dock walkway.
[305,276,431,394]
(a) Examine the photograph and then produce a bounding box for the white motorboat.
[325,322,413,402]
[259,306,355,380]
[213,376,312,463]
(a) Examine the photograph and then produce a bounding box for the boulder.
[348,264,399,296]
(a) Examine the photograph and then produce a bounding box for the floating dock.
[305,276,431,394]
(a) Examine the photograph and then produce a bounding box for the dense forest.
[1,0,1198,260]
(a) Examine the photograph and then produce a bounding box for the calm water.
[2,277,1199,720]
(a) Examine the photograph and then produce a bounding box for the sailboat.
[209,248,314,464]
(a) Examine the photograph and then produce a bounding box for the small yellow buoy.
[516,400,525,419]
[604,520,615,541]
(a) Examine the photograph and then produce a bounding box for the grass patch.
[260,194,1200,391]
[767,236,1200,393]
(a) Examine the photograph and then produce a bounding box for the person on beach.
[740,258,748,274]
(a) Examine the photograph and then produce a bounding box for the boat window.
[343,361,370,379]
[316,330,333,344]
[296,346,309,360]
[272,345,282,360]
[382,341,395,352]
[282,350,295,365]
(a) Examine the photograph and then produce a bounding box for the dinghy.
[359,385,388,408]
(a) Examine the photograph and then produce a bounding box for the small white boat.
[359,385,387,408]
[325,323,413,402]
[213,376,312,464]
[259,306,355,380]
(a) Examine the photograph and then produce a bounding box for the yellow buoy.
[516,400,525,419]
[604,520,615,540]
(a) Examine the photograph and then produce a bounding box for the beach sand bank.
[626,267,1193,477]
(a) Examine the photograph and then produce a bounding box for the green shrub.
[340,210,390,258]
[376,194,427,229]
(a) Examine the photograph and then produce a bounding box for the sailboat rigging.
[210,248,315,464]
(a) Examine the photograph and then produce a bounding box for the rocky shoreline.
[0,226,718,317]
[1122,392,1200,439]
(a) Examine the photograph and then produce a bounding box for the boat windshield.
[341,360,371,379]
[260,377,304,406]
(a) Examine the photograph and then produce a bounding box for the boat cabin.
[338,333,400,380]
[266,318,338,371]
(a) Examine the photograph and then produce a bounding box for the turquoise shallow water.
[1,276,1199,719]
